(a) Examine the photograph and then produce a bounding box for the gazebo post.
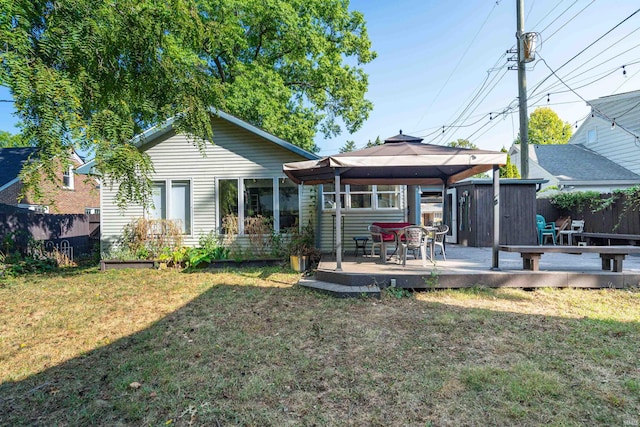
[334,169,342,271]
[491,165,501,270]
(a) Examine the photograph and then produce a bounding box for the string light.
[547,93,550,103]
[611,119,616,129]
[623,65,627,77]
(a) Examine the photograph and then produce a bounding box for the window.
[170,181,191,234]
[149,180,191,234]
[322,184,400,210]
[219,179,239,234]
[278,178,299,231]
[349,185,373,208]
[63,166,74,190]
[587,128,597,144]
[322,183,346,209]
[376,185,400,209]
[218,177,299,234]
[150,182,166,220]
[244,178,274,226]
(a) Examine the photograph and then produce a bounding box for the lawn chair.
[433,224,449,260]
[558,220,584,245]
[536,214,556,245]
[368,224,395,263]
[398,226,429,267]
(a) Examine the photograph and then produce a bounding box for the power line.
[537,54,640,140]
[414,1,502,128]
[540,1,595,43]
[528,7,640,100]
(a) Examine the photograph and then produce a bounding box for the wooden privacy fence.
[0,212,100,257]
[537,194,640,235]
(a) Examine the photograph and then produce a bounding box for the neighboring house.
[83,110,320,254]
[0,147,100,214]
[570,90,640,176]
[508,143,640,193]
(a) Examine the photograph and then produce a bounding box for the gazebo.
[283,132,507,270]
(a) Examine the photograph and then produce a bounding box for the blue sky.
[1,1,639,155]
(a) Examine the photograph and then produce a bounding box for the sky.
[1,1,640,155]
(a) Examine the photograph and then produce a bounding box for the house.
[508,143,640,193]
[0,147,100,214]
[569,90,640,176]
[82,110,320,254]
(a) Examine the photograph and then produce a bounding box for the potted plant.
[288,221,317,272]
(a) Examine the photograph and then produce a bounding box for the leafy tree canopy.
[0,130,30,147]
[447,139,478,149]
[515,107,572,145]
[0,0,375,207]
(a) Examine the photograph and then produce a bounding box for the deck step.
[299,278,380,298]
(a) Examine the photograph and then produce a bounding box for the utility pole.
[517,0,529,179]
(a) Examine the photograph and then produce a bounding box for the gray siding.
[101,117,314,254]
[571,99,640,175]
[318,187,407,254]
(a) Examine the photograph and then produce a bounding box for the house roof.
[533,144,640,182]
[0,147,38,189]
[77,109,319,175]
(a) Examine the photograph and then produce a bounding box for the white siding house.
[93,111,319,254]
[570,90,640,176]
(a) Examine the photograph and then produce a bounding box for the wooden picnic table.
[499,245,640,272]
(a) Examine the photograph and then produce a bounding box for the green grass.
[1,268,639,426]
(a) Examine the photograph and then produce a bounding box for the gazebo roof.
[283,138,506,186]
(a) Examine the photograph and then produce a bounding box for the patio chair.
[536,214,556,245]
[558,219,584,245]
[398,226,429,267]
[433,224,449,261]
[368,224,395,263]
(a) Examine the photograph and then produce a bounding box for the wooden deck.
[303,244,640,297]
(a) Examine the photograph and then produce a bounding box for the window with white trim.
[278,178,299,231]
[322,184,400,210]
[63,166,74,190]
[217,177,299,234]
[149,180,191,234]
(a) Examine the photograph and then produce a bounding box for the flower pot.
[290,254,309,272]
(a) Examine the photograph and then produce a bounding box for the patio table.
[379,225,438,263]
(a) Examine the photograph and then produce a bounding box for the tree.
[365,136,382,148]
[0,0,376,207]
[0,131,29,148]
[499,147,520,178]
[339,140,357,153]
[447,139,478,149]
[516,107,572,145]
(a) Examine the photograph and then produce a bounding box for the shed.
[450,179,546,247]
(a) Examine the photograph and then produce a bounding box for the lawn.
[1,267,639,426]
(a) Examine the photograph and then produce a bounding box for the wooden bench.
[499,245,640,272]
[576,232,640,246]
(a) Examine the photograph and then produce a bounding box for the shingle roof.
[0,147,38,188]
[534,144,640,181]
